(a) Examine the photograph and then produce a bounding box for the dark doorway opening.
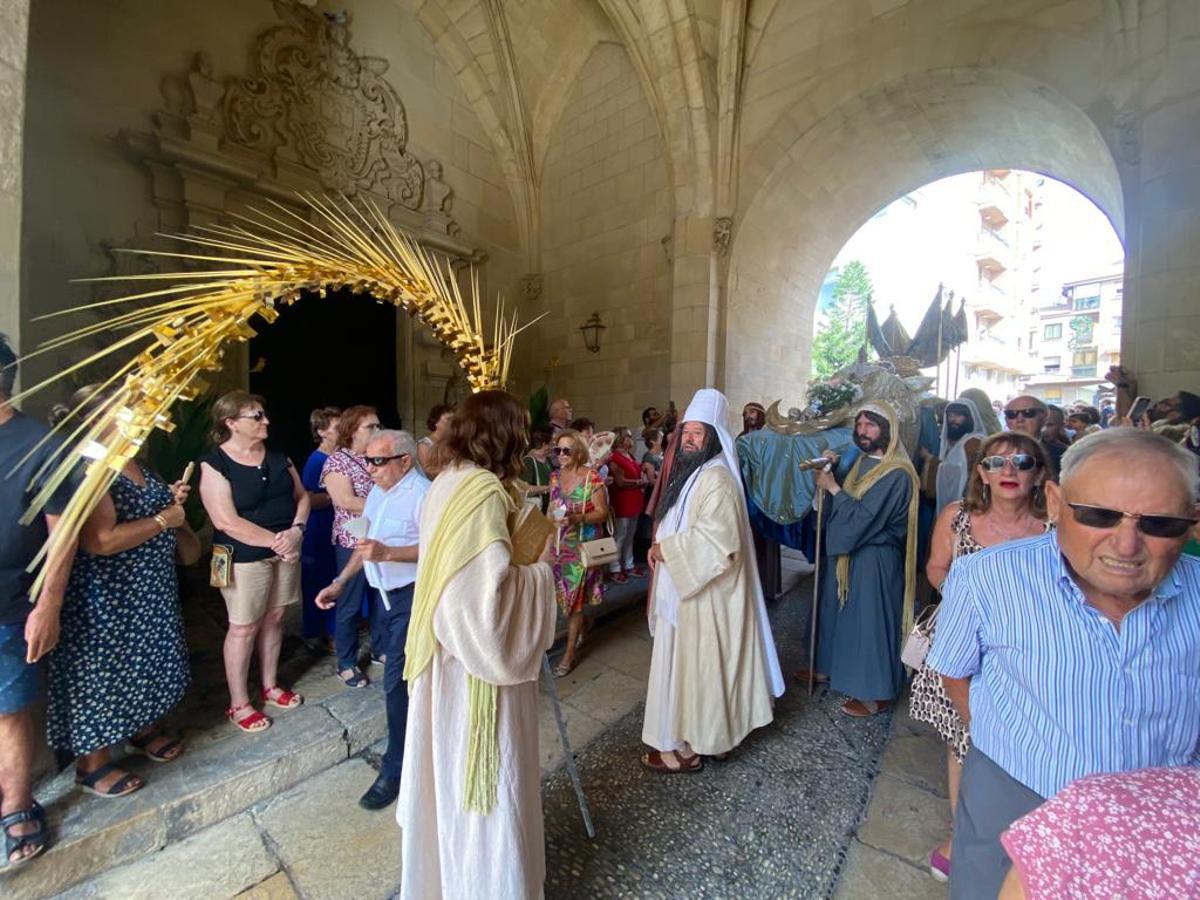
[249,288,400,467]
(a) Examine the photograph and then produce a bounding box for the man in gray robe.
[811,401,918,717]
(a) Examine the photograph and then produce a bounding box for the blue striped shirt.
[927,531,1200,799]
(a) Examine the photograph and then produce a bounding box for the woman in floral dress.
[548,429,609,677]
[911,431,1049,882]
[46,389,200,797]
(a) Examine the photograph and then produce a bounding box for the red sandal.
[227,702,271,733]
[261,686,303,710]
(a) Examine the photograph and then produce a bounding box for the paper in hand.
[343,516,370,541]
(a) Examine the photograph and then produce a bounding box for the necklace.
[980,512,1038,542]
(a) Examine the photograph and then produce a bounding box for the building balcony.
[961,335,1025,373]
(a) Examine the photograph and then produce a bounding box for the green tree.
[811,260,874,378]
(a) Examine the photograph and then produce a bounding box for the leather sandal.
[227,702,271,733]
[338,667,369,689]
[75,761,144,798]
[2,802,47,869]
[839,699,891,717]
[127,729,184,763]
[640,749,703,773]
[261,686,303,709]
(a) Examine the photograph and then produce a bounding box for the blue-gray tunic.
[815,459,910,701]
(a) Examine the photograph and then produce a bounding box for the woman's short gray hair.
[373,429,417,461]
[1060,428,1200,500]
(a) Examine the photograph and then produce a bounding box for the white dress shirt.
[361,469,430,602]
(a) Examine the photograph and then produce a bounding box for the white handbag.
[577,469,617,569]
[901,604,939,671]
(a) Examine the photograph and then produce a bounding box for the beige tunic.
[397,464,557,900]
[643,464,775,756]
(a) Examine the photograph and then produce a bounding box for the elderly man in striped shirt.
[928,428,1200,900]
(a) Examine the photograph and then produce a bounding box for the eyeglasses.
[1004,408,1041,420]
[1066,502,1197,539]
[980,453,1039,472]
[552,447,573,456]
[237,411,267,421]
[364,453,407,467]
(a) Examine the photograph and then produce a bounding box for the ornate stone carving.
[218,2,426,208]
[519,273,544,303]
[422,159,459,236]
[713,217,733,256]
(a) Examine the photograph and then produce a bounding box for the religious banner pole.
[541,654,596,839]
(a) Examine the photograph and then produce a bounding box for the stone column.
[1122,1,1200,398]
[668,213,719,404]
[0,1,29,367]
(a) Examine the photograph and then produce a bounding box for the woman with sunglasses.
[548,429,609,677]
[910,431,1049,884]
[319,405,384,688]
[198,391,309,733]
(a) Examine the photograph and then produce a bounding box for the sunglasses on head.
[552,447,573,455]
[237,411,267,421]
[1004,408,1041,420]
[1066,502,1197,538]
[980,453,1039,472]
[364,453,407,467]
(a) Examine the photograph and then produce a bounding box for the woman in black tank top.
[197,391,310,734]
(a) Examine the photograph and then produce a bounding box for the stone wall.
[0,0,28,361]
[531,41,673,430]
[19,0,522,427]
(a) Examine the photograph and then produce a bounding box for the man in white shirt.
[316,429,430,810]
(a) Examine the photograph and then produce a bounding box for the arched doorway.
[815,170,1124,409]
[724,67,1124,412]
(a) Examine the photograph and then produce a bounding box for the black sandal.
[75,761,144,798]
[2,801,47,868]
[339,666,369,688]
[127,730,184,763]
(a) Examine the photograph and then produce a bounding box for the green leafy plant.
[812,260,875,378]
[528,385,550,430]
[143,396,214,529]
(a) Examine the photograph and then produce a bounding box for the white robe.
[643,463,778,756]
[397,465,557,900]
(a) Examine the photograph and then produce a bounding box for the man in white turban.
[641,388,784,772]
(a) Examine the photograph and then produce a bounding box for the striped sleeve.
[927,561,983,679]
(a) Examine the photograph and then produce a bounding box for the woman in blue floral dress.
[46,412,199,797]
[548,429,608,676]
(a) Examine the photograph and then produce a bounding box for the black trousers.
[378,584,415,780]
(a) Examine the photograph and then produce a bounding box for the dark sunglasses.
[552,447,573,455]
[1066,502,1197,538]
[364,453,407,467]
[980,453,1039,472]
[237,411,267,421]
[1003,408,1041,420]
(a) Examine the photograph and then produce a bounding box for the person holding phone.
[45,385,202,798]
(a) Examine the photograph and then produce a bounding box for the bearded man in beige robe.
[397,391,557,900]
[642,388,785,772]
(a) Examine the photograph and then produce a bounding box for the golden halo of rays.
[7,193,543,594]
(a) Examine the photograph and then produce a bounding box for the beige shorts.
[220,558,300,625]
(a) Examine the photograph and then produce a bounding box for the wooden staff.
[808,485,825,697]
[541,653,595,838]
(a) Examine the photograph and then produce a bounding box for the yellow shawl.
[834,401,920,641]
[404,466,513,813]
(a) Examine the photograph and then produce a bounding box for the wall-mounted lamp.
[580,312,606,353]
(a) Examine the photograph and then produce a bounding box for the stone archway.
[724,66,1124,410]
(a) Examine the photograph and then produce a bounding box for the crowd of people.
[1,319,1197,899]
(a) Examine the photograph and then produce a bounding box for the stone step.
[2,680,388,900]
